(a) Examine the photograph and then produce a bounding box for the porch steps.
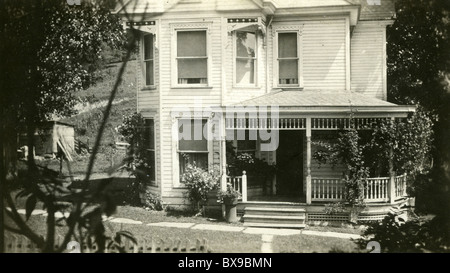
[242,206,306,229]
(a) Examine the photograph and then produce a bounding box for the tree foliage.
[387,0,450,216]
[0,0,125,122]
[0,0,140,253]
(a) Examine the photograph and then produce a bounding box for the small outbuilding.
[19,121,75,160]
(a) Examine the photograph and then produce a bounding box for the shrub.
[181,163,219,215]
[143,191,165,211]
[356,213,450,253]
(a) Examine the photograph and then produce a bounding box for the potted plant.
[218,183,241,223]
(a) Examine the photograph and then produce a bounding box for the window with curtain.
[278,32,299,85]
[143,34,154,86]
[178,119,209,181]
[143,119,156,183]
[235,31,256,85]
[177,30,208,85]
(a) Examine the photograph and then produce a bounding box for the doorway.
[276,130,304,198]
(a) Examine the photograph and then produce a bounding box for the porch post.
[388,117,396,204]
[388,147,396,204]
[220,114,227,192]
[242,171,247,202]
[306,117,312,204]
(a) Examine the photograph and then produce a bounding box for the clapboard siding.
[302,20,347,90]
[351,21,385,100]
[267,19,347,90]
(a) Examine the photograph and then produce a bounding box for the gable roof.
[114,0,396,21]
[345,0,395,20]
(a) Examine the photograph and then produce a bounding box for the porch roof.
[229,91,415,117]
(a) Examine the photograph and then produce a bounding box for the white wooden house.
[115,0,414,227]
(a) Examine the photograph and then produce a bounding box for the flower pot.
[223,197,238,206]
[223,197,238,223]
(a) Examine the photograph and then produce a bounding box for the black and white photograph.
[0,0,449,259]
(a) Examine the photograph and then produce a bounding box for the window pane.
[177,31,206,57]
[144,119,155,150]
[278,32,297,58]
[144,34,153,60]
[179,153,208,178]
[178,58,207,82]
[143,150,155,182]
[236,59,255,85]
[279,59,298,84]
[178,119,208,151]
[236,31,256,58]
[145,61,154,86]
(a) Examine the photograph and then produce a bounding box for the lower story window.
[178,119,209,182]
[143,119,156,183]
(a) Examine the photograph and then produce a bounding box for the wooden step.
[243,214,305,220]
[243,215,305,225]
[242,205,306,229]
[243,222,306,229]
[244,207,305,215]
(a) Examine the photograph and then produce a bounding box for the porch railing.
[312,174,408,203]
[363,177,390,202]
[311,178,344,201]
[395,174,407,200]
[225,171,247,202]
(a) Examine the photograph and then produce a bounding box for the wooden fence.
[3,234,209,253]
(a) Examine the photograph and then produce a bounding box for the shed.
[19,121,75,160]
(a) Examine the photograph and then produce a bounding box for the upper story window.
[176,30,208,85]
[143,34,155,86]
[278,32,299,86]
[235,31,257,86]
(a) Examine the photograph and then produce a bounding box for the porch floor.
[247,195,306,203]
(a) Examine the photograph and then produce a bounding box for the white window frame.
[170,22,212,88]
[142,33,156,89]
[273,25,304,89]
[233,30,258,87]
[172,117,213,188]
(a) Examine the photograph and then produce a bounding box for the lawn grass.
[4,200,362,253]
[272,234,362,253]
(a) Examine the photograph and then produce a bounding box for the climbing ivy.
[313,107,434,220]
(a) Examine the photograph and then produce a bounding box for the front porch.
[213,91,415,227]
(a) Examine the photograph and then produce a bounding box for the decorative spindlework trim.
[125,21,157,34]
[126,21,156,26]
[227,18,258,23]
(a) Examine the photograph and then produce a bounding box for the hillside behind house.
[40,60,138,175]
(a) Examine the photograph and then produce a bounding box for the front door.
[276,130,303,197]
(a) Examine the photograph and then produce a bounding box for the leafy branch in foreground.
[0,0,150,252]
